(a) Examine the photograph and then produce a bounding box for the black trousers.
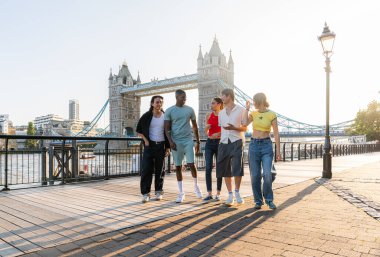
[140,142,166,195]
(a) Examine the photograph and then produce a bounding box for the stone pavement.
[21,159,380,257]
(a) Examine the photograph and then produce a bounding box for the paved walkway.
[0,153,379,256]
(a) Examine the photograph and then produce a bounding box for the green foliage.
[347,100,380,141]
[25,121,38,149]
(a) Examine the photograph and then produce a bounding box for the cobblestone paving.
[23,161,380,257]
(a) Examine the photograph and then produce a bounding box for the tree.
[347,100,380,142]
[25,122,38,149]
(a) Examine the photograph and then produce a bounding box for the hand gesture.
[170,141,177,151]
[223,123,236,131]
[276,153,282,161]
[245,100,251,110]
[195,142,200,154]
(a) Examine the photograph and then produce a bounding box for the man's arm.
[191,119,200,154]
[164,120,176,150]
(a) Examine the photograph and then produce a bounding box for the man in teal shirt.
[164,89,203,203]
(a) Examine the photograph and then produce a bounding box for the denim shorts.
[171,140,195,166]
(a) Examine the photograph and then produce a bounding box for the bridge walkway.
[0,153,379,256]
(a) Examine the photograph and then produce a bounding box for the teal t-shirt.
[164,105,196,143]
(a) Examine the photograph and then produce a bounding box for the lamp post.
[318,23,336,179]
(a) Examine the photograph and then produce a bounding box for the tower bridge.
[109,38,234,138]
[106,37,353,139]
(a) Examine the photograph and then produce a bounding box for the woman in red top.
[203,97,223,201]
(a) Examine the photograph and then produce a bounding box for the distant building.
[69,99,80,120]
[0,114,10,134]
[34,114,64,134]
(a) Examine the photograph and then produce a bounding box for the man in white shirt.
[217,88,247,206]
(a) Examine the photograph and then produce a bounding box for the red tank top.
[207,112,221,137]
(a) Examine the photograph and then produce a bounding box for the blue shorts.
[172,140,195,166]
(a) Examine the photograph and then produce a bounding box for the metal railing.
[0,135,143,190]
[1,135,379,190]
[192,140,380,168]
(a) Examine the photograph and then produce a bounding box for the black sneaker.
[267,201,277,210]
[254,203,263,209]
[203,195,213,202]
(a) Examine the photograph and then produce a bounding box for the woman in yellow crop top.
[242,93,281,210]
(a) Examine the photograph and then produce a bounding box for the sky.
[1,0,380,128]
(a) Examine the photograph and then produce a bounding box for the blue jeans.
[249,138,274,205]
[205,138,222,192]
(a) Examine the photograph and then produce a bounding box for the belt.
[149,140,165,144]
[251,137,271,142]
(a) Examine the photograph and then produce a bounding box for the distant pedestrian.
[217,88,247,206]
[203,97,223,202]
[136,95,170,203]
[164,90,203,203]
[243,93,281,210]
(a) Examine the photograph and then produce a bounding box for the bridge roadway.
[0,153,379,256]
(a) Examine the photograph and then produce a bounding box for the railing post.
[48,146,54,185]
[291,143,294,161]
[105,140,109,180]
[71,140,78,179]
[167,152,171,172]
[304,144,307,160]
[2,138,10,191]
[310,144,313,159]
[320,144,323,158]
[41,146,47,186]
[274,142,278,163]
[139,140,143,174]
[332,145,335,157]
[298,144,301,160]
[61,140,65,185]
[282,143,286,162]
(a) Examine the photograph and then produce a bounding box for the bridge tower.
[197,37,234,138]
[109,61,141,136]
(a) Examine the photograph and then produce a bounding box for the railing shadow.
[61,180,325,256]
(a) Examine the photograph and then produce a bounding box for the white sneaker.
[225,193,234,206]
[142,194,150,203]
[235,191,245,204]
[194,186,203,199]
[175,193,185,203]
[155,192,163,201]
[215,194,221,201]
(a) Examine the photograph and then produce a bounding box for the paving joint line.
[316,178,380,221]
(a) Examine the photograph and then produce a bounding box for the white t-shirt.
[218,105,245,144]
[149,114,165,142]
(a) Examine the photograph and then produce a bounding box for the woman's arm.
[242,100,253,126]
[272,118,281,161]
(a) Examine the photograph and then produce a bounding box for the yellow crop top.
[249,110,277,132]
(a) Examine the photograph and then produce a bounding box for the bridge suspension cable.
[216,79,353,132]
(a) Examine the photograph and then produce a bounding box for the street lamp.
[318,23,336,179]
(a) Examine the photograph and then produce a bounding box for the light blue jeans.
[249,138,274,205]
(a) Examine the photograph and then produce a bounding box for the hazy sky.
[1,0,379,127]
